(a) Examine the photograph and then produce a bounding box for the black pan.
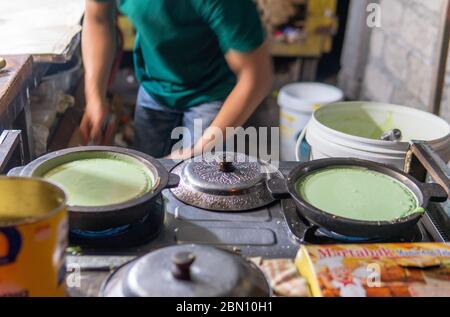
[11,146,179,231]
[268,143,448,239]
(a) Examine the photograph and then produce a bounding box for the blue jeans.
[133,87,223,158]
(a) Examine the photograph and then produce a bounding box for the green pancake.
[44,158,153,207]
[296,167,423,222]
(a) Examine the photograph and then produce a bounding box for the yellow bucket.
[0,177,68,297]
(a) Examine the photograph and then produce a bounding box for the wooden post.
[429,0,450,115]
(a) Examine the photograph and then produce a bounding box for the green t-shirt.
[94,0,265,109]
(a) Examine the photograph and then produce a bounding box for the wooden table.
[0,55,34,162]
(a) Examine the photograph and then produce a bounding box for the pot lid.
[170,152,280,211]
[101,245,270,297]
[184,152,263,192]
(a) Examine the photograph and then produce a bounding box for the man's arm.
[169,41,274,159]
[80,0,117,144]
[212,41,274,132]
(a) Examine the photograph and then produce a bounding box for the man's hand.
[80,101,109,145]
[165,126,219,160]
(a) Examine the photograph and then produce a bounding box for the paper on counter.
[0,0,85,58]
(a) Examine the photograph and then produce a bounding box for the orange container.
[0,177,68,297]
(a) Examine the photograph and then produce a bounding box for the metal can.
[0,177,68,297]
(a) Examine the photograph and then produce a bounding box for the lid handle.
[171,252,196,281]
[218,154,235,173]
[219,161,235,173]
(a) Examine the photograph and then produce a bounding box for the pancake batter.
[44,158,153,207]
[296,167,422,222]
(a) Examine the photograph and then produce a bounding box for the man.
[81,0,273,159]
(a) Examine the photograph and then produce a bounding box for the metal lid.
[101,245,270,297]
[171,152,279,211]
[184,152,264,192]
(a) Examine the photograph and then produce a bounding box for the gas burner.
[315,227,381,243]
[71,224,132,239]
[69,197,165,249]
[171,152,282,212]
[302,225,426,245]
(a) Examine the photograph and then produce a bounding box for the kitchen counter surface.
[0,55,35,160]
[0,55,33,115]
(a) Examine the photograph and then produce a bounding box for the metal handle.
[267,178,291,199]
[166,173,180,189]
[218,153,235,173]
[421,183,448,205]
[405,141,450,194]
[404,141,449,200]
[219,161,235,173]
[171,252,196,281]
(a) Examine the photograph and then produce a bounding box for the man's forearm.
[211,69,272,130]
[195,44,274,153]
[82,1,117,105]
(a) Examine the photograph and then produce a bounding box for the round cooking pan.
[11,146,179,231]
[268,158,448,238]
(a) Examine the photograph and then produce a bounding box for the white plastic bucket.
[278,82,343,161]
[302,102,450,169]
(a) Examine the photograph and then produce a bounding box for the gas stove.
[66,159,449,297]
[68,160,448,256]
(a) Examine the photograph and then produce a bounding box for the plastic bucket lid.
[278,82,344,113]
